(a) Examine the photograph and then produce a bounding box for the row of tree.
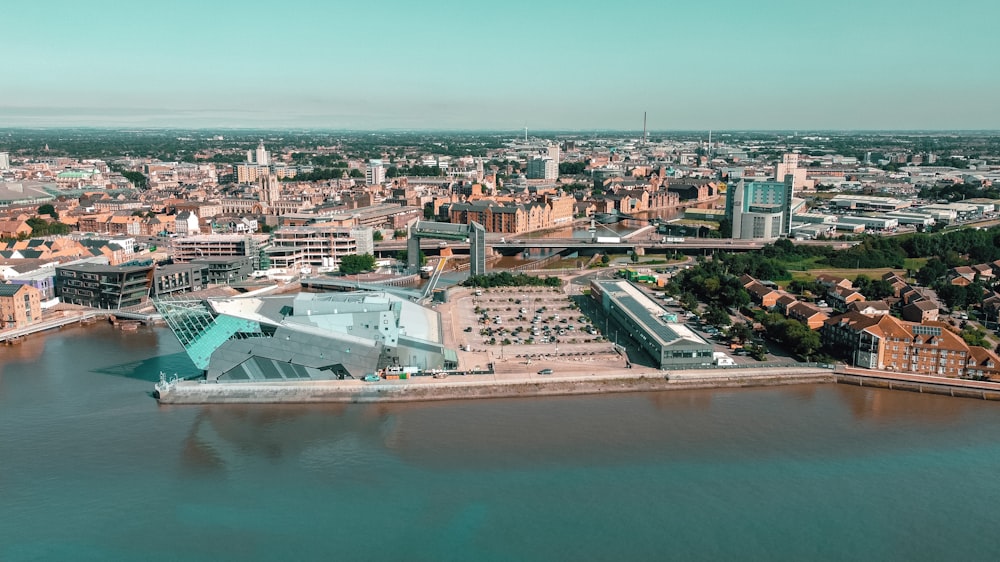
[339,254,376,274]
[462,272,562,288]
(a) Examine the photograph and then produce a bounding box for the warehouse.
[590,279,713,367]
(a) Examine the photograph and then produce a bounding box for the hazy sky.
[3,0,997,130]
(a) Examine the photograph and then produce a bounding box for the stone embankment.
[155,367,835,405]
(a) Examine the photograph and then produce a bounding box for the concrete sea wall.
[156,368,836,405]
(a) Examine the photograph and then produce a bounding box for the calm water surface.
[2,324,1000,561]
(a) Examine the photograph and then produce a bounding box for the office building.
[366,159,386,185]
[774,153,809,191]
[151,263,205,297]
[547,143,560,166]
[191,256,255,284]
[726,178,793,240]
[0,152,9,170]
[526,157,558,180]
[55,262,154,309]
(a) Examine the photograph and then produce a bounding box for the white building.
[0,152,9,170]
[174,211,201,236]
[366,159,386,185]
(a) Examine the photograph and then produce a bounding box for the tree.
[703,305,732,327]
[37,204,57,218]
[121,171,148,190]
[630,251,640,263]
[961,326,988,348]
[679,292,699,312]
[600,254,610,266]
[372,230,383,242]
[348,169,364,179]
[727,322,754,344]
[399,250,426,267]
[339,253,376,274]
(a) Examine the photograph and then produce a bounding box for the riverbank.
[155,367,835,405]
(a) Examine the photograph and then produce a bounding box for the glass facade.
[154,299,263,370]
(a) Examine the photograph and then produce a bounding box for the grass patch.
[784,267,903,283]
[779,256,826,271]
[903,257,929,272]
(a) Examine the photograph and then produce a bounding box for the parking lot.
[447,286,624,372]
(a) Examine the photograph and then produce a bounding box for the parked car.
[537,369,553,375]
[362,374,381,382]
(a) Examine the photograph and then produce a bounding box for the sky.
[2,0,998,130]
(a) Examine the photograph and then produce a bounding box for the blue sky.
[2,0,997,130]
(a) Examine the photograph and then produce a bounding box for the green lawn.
[903,257,929,272]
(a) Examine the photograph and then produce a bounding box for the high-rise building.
[726,178,793,240]
[547,143,560,167]
[254,141,270,166]
[366,159,386,185]
[774,153,810,192]
[0,152,9,170]
[527,157,557,180]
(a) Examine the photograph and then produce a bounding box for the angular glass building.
[155,292,458,381]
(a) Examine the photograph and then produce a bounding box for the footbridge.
[408,221,487,276]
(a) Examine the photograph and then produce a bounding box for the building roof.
[0,283,27,297]
[594,280,710,350]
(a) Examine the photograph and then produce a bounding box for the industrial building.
[830,195,910,212]
[155,292,458,381]
[837,216,899,231]
[590,279,713,367]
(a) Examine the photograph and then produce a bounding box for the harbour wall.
[836,372,1000,401]
[155,368,835,405]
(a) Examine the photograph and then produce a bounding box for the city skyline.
[3,0,998,130]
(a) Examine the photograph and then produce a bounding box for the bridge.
[375,237,857,256]
[408,221,487,275]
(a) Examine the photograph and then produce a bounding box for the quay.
[835,366,1000,401]
[154,366,835,405]
[0,311,103,344]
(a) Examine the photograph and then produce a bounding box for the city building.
[366,159,386,185]
[154,292,458,381]
[526,157,557,180]
[774,153,811,191]
[191,256,255,284]
[55,262,154,309]
[0,152,9,170]
[822,313,998,377]
[0,283,41,329]
[266,225,374,270]
[171,234,270,269]
[590,279,713,367]
[151,263,205,297]
[726,177,793,240]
